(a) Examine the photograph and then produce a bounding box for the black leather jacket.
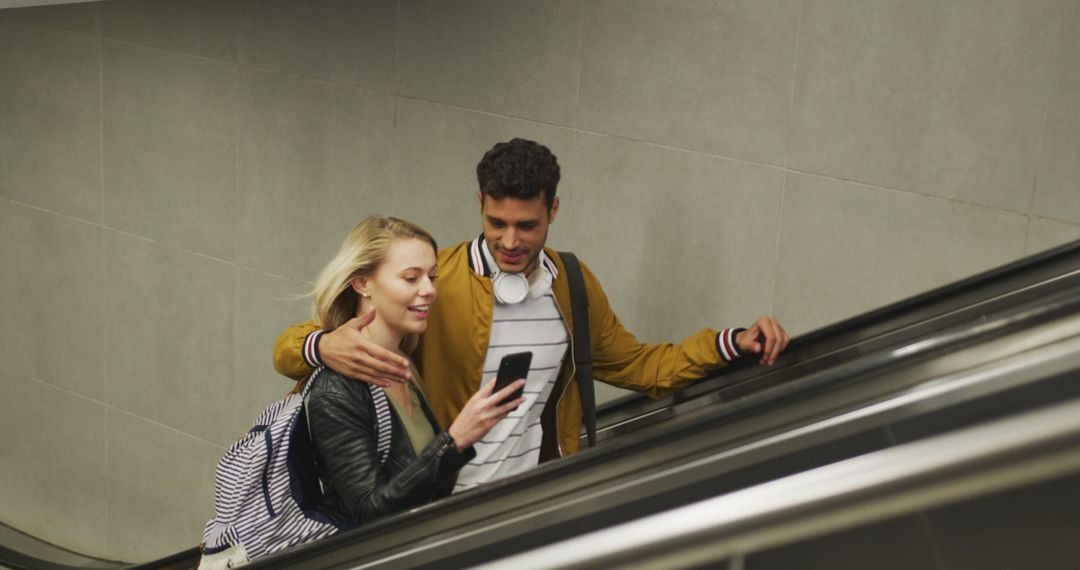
[305,368,475,527]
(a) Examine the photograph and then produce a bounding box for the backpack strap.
[558,251,596,448]
[367,385,392,465]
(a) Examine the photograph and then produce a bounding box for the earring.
[360,292,371,299]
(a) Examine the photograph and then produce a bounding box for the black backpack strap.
[559,251,596,447]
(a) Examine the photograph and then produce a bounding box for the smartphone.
[494,351,532,406]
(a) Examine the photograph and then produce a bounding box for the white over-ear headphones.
[493,272,529,304]
[493,263,554,304]
[483,239,554,305]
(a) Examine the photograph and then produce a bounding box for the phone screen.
[494,351,532,406]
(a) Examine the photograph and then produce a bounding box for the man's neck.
[521,257,539,277]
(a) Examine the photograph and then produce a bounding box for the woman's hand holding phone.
[447,378,526,452]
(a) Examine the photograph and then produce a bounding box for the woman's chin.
[398,321,427,335]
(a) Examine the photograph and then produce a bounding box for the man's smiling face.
[479,192,559,275]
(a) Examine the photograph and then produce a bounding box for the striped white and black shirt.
[453,243,570,492]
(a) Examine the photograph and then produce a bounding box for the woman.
[305,215,524,526]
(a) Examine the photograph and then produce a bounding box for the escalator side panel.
[347,336,1080,568]
[744,515,941,570]
[744,471,1080,570]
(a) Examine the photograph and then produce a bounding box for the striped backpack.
[198,367,392,569]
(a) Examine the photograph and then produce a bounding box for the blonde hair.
[311,216,437,343]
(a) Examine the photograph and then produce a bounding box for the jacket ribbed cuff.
[435,431,477,474]
[303,330,324,368]
[717,328,746,363]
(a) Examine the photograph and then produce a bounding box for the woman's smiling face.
[354,237,438,337]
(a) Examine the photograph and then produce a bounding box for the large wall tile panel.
[398,0,580,125]
[0,18,102,221]
[0,201,105,399]
[1027,217,1080,255]
[0,372,108,558]
[774,174,1027,335]
[103,42,237,261]
[237,69,395,282]
[1031,1,1080,224]
[231,268,311,442]
[0,1,99,35]
[239,0,395,90]
[578,0,800,165]
[102,0,238,62]
[106,409,221,561]
[789,0,1060,212]
[392,98,573,245]
[562,133,783,343]
[104,232,235,444]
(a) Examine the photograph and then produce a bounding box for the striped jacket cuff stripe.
[303,330,324,368]
[717,328,745,363]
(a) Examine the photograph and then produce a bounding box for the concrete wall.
[1,0,1078,561]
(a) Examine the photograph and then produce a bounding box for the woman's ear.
[350,276,369,297]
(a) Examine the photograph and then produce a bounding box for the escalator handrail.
[596,275,1080,442]
[595,239,1080,432]
[776,238,1080,351]
[338,324,1080,568]
[476,395,1080,570]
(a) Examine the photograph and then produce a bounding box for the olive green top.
[386,378,436,457]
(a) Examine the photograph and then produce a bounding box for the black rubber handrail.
[0,522,128,570]
[596,238,1080,433]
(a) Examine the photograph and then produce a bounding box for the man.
[273,138,789,490]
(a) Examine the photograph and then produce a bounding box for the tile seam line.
[368,88,1064,202]
[4,170,1063,233]
[2,369,107,409]
[110,406,228,450]
[782,0,807,170]
[4,197,314,283]
[782,169,1046,217]
[1025,1,1067,216]
[232,38,241,278]
[767,172,787,316]
[98,15,107,404]
[0,12,99,39]
[5,172,1061,238]
[0,372,224,448]
[1023,215,1034,257]
[100,37,237,66]
[771,0,806,317]
[571,0,585,129]
[99,18,109,550]
[385,93,792,171]
[88,50,906,186]
[244,76,1079,223]
[394,0,401,94]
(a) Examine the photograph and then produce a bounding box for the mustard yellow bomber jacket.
[273,238,739,459]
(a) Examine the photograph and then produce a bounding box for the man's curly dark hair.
[476,138,561,211]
